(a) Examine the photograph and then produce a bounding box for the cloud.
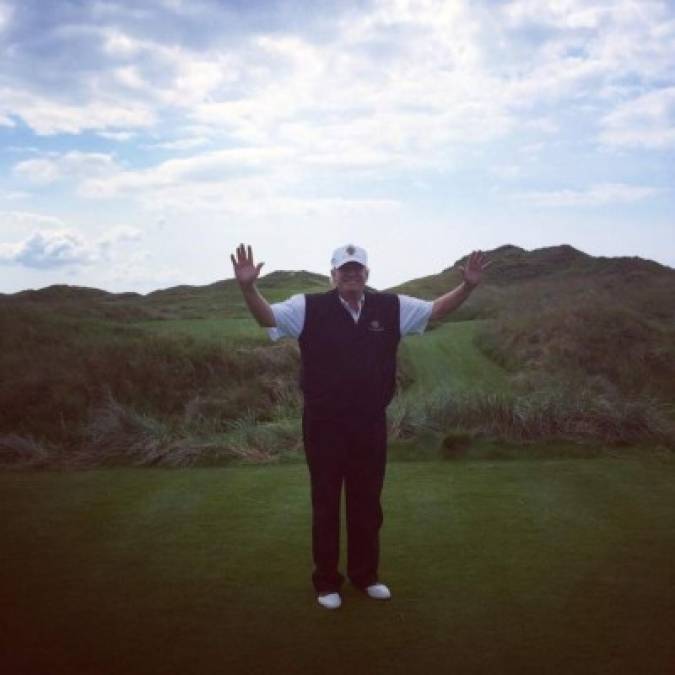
[0,230,96,269]
[599,86,675,149]
[79,146,294,197]
[501,0,613,29]
[12,159,61,185]
[515,182,664,207]
[13,152,120,185]
[490,164,522,181]
[97,131,137,142]
[0,190,29,201]
[0,87,156,136]
[1,0,673,167]
[0,0,673,283]
[146,136,210,150]
[0,224,143,269]
[0,210,65,230]
[0,2,12,33]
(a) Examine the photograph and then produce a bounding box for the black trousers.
[302,407,388,594]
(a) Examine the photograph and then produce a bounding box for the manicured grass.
[401,320,510,394]
[2,457,674,674]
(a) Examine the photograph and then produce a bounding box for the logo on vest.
[369,319,385,332]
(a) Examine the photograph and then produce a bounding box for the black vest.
[298,289,401,419]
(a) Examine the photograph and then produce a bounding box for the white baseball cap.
[330,244,368,269]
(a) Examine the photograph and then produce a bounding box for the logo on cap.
[346,245,356,255]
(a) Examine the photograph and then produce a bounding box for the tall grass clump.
[72,397,303,468]
[389,386,675,449]
[0,434,56,469]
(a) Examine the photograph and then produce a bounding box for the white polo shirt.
[267,293,433,341]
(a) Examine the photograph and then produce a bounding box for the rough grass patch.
[389,387,675,449]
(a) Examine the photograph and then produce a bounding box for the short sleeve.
[398,294,433,336]
[267,294,306,341]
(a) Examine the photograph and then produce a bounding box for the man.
[230,243,490,610]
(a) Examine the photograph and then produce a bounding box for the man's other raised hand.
[231,243,264,288]
[458,250,492,288]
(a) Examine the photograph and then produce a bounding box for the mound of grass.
[475,298,675,401]
[0,305,301,459]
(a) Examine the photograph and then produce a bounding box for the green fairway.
[2,458,674,675]
[133,317,268,343]
[401,320,510,394]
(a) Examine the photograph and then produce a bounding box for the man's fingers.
[230,253,237,268]
[248,244,254,265]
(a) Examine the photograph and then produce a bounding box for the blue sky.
[1,0,673,293]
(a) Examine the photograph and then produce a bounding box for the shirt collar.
[338,293,365,309]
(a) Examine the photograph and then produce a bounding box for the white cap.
[330,244,368,269]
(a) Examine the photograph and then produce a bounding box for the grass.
[3,265,675,462]
[2,457,674,675]
[133,317,268,344]
[400,320,510,395]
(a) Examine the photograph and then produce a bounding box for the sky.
[0,0,673,294]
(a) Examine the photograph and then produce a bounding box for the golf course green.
[2,457,674,674]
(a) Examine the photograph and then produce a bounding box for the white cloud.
[0,190,29,201]
[97,225,142,246]
[97,131,137,142]
[12,159,62,185]
[79,146,294,197]
[0,0,673,291]
[146,136,210,150]
[515,182,663,207]
[0,230,96,269]
[96,225,143,261]
[0,223,143,269]
[490,165,522,181]
[501,0,612,29]
[2,0,672,163]
[13,152,120,185]
[524,118,560,134]
[102,29,143,57]
[0,210,65,231]
[0,2,12,33]
[600,86,675,148]
[114,66,146,90]
[0,87,156,136]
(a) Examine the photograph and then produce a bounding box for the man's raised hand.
[230,243,264,288]
[458,250,492,288]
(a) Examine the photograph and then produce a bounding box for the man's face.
[331,261,369,295]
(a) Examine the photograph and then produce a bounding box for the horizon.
[1,0,674,294]
[4,241,673,297]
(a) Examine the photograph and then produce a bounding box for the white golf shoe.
[366,583,392,600]
[317,592,342,609]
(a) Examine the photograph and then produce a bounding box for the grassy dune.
[2,458,674,675]
[2,243,674,463]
